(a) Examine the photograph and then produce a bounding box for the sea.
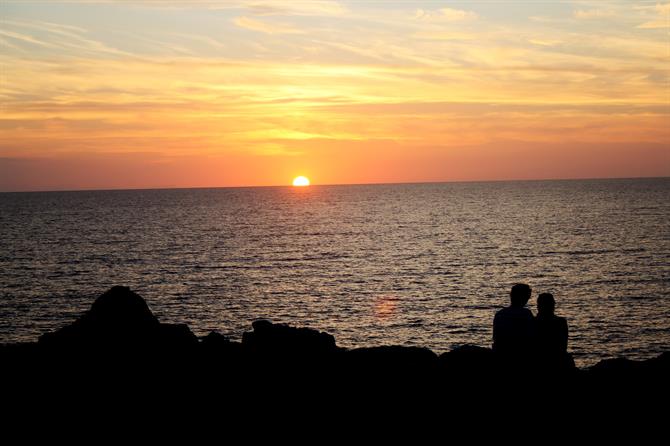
[1,178,669,366]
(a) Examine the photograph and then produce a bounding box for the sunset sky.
[1,0,669,191]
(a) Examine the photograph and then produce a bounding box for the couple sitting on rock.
[493,283,573,370]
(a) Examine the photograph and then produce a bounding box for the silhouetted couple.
[493,283,572,371]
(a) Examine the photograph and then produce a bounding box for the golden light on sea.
[374,295,397,320]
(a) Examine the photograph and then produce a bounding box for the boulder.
[200,331,243,358]
[38,286,197,350]
[201,331,233,347]
[345,345,438,375]
[242,319,338,358]
[439,345,494,374]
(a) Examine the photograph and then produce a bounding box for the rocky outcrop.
[439,345,495,375]
[37,286,198,350]
[242,319,338,358]
[586,352,670,381]
[2,286,668,392]
[345,345,438,374]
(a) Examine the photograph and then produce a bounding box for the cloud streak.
[233,16,304,34]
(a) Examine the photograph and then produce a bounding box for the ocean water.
[1,178,669,366]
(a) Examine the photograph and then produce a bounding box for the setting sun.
[292,176,310,187]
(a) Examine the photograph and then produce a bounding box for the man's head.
[537,293,555,316]
[510,283,532,308]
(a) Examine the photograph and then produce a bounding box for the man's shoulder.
[519,308,535,321]
[496,306,533,317]
[494,307,510,318]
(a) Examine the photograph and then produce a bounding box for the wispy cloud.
[415,7,478,22]
[3,19,87,36]
[573,9,616,20]
[243,1,347,16]
[0,19,135,57]
[528,39,562,47]
[440,7,479,21]
[0,29,60,48]
[233,16,305,34]
[636,2,670,28]
[17,0,348,15]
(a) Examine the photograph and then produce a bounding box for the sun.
[292,176,310,187]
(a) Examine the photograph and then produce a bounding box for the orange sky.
[1,1,669,191]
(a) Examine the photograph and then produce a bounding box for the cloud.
[415,7,478,22]
[440,7,478,21]
[638,20,670,29]
[573,9,615,20]
[233,16,304,34]
[637,2,670,29]
[0,29,59,48]
[0,19,135,57]
[528,39,562,47]
[412,31,475,41]
[657,3,670,14]
[243,1,347,16]
[24,0,348,16]
[3,19,88,37]
[635,2,670,14]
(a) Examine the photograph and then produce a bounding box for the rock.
[242,319,338,358]
[200,331,243,358]
[644,351,670,374]
[38,286,196,350]
[345,345,438,375]
[85,285,159,328]
[588,357,641,378]
[201,331,233,347]
[154,323,199,348]
[439,345,494,374]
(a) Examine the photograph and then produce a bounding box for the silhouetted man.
[535,293,571,370]
[492,284,535,357]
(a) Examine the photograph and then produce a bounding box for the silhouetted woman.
[535,293,573,371]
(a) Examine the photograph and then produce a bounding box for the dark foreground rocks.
[2,286,668,412]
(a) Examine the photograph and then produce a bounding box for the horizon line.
[1,175,669,194]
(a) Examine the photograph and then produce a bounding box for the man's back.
[492,306,535,354]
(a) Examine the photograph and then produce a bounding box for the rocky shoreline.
[3,286,668,403]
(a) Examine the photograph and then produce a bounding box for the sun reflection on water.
[374,295,398,321]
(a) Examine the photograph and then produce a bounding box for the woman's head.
[537,292,556,316]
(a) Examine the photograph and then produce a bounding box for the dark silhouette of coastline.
[2,286,668,413]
